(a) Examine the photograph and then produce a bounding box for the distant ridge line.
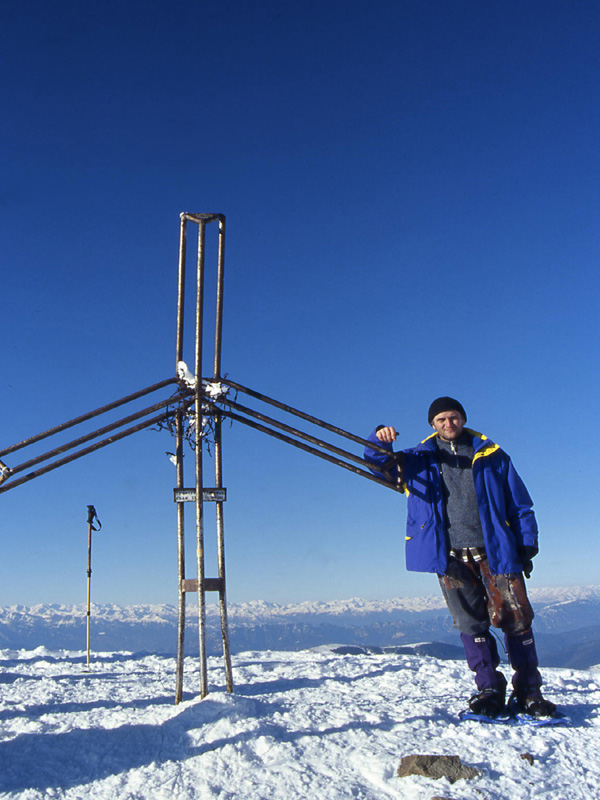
[1,584,599,622]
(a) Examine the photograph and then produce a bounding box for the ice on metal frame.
[176,361,196,388]
[203,381,227,399]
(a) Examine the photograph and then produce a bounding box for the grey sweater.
[435,432,485,549]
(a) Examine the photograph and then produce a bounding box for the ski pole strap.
[87,505,102,531]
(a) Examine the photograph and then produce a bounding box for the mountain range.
[1,585,598,668]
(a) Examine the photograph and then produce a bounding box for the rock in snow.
[0,646,598,799]
[397,754,482,783]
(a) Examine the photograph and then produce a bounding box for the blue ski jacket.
[364,428,539,576]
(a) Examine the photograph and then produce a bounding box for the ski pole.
[85,504,102,669]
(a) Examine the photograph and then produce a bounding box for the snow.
[203,381,228,400]
[176,361,196,388]
[174,364,228,401]
[1,646,598,799]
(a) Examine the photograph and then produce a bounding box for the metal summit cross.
[171,213,405,702]
[172,213,233,702]
[0,212,402,703]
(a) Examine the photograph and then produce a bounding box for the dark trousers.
[438,554,534,636]
[438,554,541,692]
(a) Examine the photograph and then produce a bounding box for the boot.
[508,687,557,718]
[468,683,507,717]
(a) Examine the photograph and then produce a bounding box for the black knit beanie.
[427,397,467,425]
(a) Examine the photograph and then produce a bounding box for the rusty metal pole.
[176,213,187,366]
[174,214,188,704]
[213,413,233,692]
[195,220,208,698]
[213,215,225,379]
[212,216,234,692]
[0,379,177,463]
[174,408,186,704]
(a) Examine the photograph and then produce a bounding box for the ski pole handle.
[87,505,101,530]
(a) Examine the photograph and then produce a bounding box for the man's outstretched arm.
[364,426,403,486]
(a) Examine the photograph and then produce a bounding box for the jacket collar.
[417,428,495,454]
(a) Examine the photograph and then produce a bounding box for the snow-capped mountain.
[1,586,599,668]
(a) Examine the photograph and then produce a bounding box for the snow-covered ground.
[0,646,598,799]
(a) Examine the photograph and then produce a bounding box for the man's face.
[431,410,465,441]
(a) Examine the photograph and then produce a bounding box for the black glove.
[520,545,539,579]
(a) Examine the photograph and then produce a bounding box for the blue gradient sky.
[1,1,599,606]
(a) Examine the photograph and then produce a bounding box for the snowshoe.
[458,708,512,724]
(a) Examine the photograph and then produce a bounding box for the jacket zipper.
[450,441,459,467]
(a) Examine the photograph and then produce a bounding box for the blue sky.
[1,0,599,607]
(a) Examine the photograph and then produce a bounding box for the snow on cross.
[176,360,196,388]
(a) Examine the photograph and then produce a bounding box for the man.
[364,396,556,718]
